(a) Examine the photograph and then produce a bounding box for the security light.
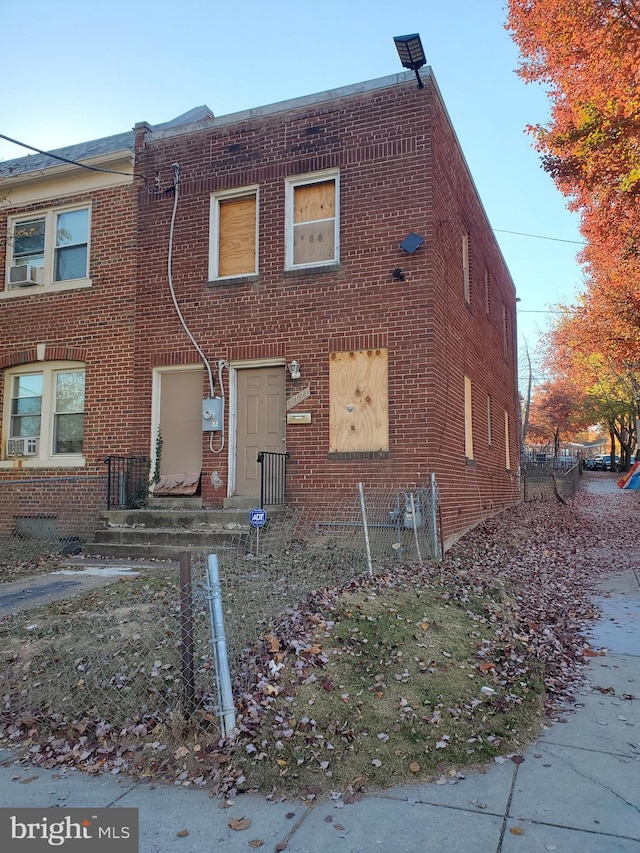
[400,232,425,254]
[393,33,427,88]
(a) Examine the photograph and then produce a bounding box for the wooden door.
[235,366,285,496]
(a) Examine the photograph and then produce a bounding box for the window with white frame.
[285,170,339,269]
[208,186,258,279]
[4,363,85,461]
[504,409,511,470]
[6,206,90,291]
[464,374,474,460]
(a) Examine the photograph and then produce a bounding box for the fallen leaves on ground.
[1,484,638,797]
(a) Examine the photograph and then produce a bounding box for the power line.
[0,131,152,189]
[494,227,585,245]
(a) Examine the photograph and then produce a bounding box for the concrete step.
[84,542,232,560]
[101,509,251,530]
[88,506,288,559]
[223,496,261,510]
[147,496,203,510]
[93,526,250,547]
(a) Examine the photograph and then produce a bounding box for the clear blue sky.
[1,0,583,379]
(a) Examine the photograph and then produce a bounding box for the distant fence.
[521,461,581,502]
[0,480,441,741]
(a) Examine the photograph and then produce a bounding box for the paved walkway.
[0,479,638,852]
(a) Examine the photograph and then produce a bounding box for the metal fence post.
[205,554,236,737]
[357,483,373,577]
[430,473,442,559]
[179,552,195,717]
[409,492,423,565]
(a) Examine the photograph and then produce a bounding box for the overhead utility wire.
[0,131,153,190]
[493,227,586,245]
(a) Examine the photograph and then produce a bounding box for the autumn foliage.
[508,1,640,447]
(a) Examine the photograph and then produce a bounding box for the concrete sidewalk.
[0,565,638,852]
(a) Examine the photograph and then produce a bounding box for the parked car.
[591,456,606,471]
[602,455,620,472]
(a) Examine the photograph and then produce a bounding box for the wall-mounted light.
[287,360,301,380]
[392,268,406,281]
[400,232,425,254]
[393,33,427,89]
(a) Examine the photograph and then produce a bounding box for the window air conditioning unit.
[6,437,40,457]
[9,265,42,287]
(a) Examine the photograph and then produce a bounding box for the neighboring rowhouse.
[1,68,519,550]
[0,109,210,541]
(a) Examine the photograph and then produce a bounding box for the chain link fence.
[521,461,581,502]
[0,482,441,745]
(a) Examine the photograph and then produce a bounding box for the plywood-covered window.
[504,410,511,470]
[329,349,388,453]
[209,187,258,279]
[464,374,474,460]
[286,170,339,269]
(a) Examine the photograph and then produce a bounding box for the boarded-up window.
[504,410,511,470]
[329,349,388,453]
[464,375,474,460]
[209,188,257,279]
[287,172,339,268]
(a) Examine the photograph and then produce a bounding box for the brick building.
[0,69,519,550]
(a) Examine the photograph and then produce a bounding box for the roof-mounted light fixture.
[393,33,427,88]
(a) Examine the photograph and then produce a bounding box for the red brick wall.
[0,75,520,547]
[133,74,520,545]
[0,182,137,534]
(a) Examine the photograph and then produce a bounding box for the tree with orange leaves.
[507,1,640,250]
[508,0,640,430]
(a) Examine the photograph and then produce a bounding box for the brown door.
[235,366,285,496]
[154,368,203,495]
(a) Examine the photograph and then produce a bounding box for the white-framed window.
[462,232,471,305]
[464,374,474,460]
[208,186,258,280]
[3,362,85,464]
[504,410,511,470]
[5,205,91,293]
[285,170,339,270]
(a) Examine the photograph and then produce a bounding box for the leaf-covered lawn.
[1,485,637,799]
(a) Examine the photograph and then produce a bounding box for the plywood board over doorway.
[153,367,203,495]
[329,349,388,453]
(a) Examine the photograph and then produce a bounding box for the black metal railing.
[257,451,289,507]
[105,456,150,510]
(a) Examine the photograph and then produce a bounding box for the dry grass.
[232,577,545,793]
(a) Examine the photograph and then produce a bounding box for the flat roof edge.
[146,69,428,143]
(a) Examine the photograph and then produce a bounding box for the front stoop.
[87,505,286,559]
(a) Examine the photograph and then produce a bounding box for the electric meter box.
[202,397,223,431]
